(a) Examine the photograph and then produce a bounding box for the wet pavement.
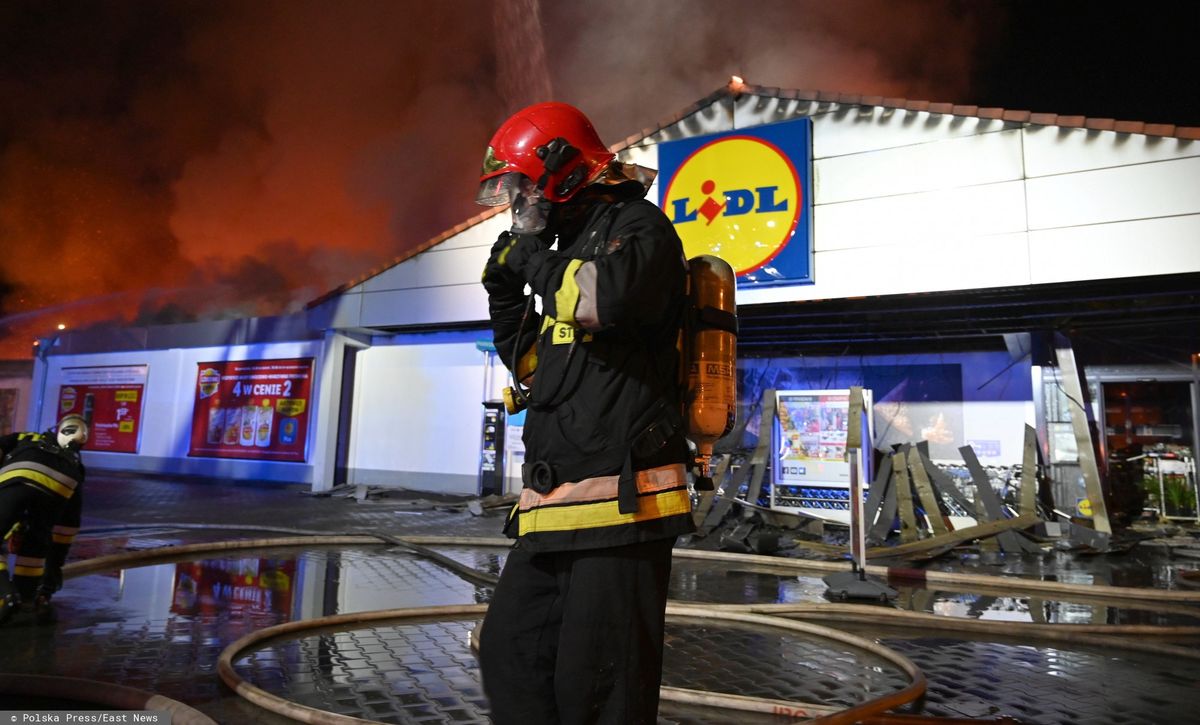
[2,472,1199,723]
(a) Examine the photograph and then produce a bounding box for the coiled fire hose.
[54,528,1200,722]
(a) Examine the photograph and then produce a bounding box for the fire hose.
[56,529,1200,722]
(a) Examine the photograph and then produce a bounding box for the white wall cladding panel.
[812,108,1013,159]
[1023,126,1200,177]
[322,292,365,330]
[358,285,488,328]
[1029,215,1200,284]
[1026,156,1200,230]
[351,342,485,493]
[644,99,734,145]
[429,212,510,252]
[737,232,1030,306]
[616,142,658,171]
[814,181,1027,251]
[816,129,1024,205]
[361,245,490,293]
[732,94,823,131]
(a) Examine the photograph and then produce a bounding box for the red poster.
[188,358,313,462]
[57,365,149,454]
[171,558,296,618]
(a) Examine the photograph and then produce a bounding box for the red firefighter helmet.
[477,102,616,206]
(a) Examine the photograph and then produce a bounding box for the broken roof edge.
[309,76,1200,310]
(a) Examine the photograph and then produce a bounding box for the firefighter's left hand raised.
[493,232,551,283]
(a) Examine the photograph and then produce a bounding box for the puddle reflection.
[55,546,503,630]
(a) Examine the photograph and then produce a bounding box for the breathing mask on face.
[476,171,553,235]
[56,415,88,450]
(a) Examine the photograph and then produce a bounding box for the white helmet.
[56,414,89,450]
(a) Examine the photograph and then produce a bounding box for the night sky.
[1,0,1197,358]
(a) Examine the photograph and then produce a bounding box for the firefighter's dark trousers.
[479,537,675,725]
[0,483,61,600]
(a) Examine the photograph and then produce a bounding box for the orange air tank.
[685,255,737,489]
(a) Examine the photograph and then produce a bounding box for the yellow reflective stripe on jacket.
[0,468,75,498]
[0,470,75,499]
[554,259,585,326]
[516,463,690,536]
[518,487,691,535]
[539,314,591,346]
[519,464,686,508]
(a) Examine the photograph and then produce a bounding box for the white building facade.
[30,82,1200,513]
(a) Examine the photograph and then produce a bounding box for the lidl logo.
[658,118,813,286]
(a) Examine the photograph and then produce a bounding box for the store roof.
[308,77,1200,310]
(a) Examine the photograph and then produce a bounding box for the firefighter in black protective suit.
[0,414,87,625]
[476,102,694,724]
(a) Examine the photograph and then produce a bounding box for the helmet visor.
[476,171,522,207]
[477,172,551,234]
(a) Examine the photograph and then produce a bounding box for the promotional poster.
[57,364,149,453]
[188,358,313,462]
[775,390,857,487]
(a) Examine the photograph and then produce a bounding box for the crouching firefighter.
[475,102,695,724]
[0,414,87,625]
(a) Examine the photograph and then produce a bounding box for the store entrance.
[1104,381,1194,456]
[1104,380,1198,520]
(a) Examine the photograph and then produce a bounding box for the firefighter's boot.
[0,592,20,626]
[33,593,56,625]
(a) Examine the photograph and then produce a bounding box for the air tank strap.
[694,306,738,335]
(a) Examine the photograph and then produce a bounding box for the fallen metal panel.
[1053,334,1112,534]
[892,447,920,543]
[907,447,949,535]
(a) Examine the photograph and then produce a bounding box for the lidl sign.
[658,117,813,286]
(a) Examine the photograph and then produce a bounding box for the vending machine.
[479,401,506,497]
[772,388,874,524]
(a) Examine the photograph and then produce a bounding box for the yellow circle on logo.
[663,136,801,275]
[1077,498,1093,517]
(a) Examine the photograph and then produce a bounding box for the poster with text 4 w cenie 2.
[189,358,313,462]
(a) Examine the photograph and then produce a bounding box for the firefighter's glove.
[495,232,551,284]
[482,233,523,298]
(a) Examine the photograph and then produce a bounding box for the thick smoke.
[0,0,999,358]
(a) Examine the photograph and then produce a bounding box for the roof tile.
[1029,112,1058,125]
[1002,110,1031,122]
[928,102,954,115]
[1143,123,1177,136]
[1084,118,1116,131]
[1114,120,1145,134]
[977,108,1005,119]
[1056,115,1086,128]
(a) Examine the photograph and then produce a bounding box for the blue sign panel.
[658,117,813,286]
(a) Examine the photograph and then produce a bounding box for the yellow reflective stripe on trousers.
[518,487,691,535]
[0,469,75,498]
[553,259,585,326]
[52,532,76,544]
[13,555,45,577]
